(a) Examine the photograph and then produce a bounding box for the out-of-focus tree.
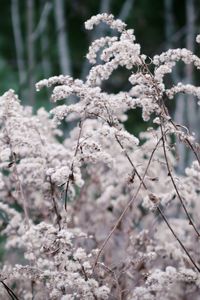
[11,0,26,99]
[54,0,71,76]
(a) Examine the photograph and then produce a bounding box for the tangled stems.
[63,120,83,210]
[93,123,200,273]
[93,134,163,269]
[0,281,19,300]
[160,121,200,238]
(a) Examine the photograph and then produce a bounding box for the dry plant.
[0,13,200,299]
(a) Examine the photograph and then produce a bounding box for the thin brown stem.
[157,206,200,272]
[93,135,163,269]
[115,135,147,190]
[49,177,61,230]
[0,281,19,300]
[170,119,200,166]
[64,120,83,210]
[160,122,200,237]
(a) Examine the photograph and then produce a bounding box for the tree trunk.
[54,0,72,76]
[27,0,35,106]
[11,0,26,100]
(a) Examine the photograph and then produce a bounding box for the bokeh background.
[0,0,199,172]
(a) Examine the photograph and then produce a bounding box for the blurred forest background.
[1,0,200,172]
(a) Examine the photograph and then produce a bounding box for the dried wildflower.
[0,13,200,300]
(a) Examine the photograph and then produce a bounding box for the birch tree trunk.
[54,0,72,76]
[118,0,135,22]
[40,0,51,79]
[27,0,35,106]
[11,0,26,100]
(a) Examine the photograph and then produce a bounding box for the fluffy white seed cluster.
[166,82,200,105]
[85,13,126,32]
